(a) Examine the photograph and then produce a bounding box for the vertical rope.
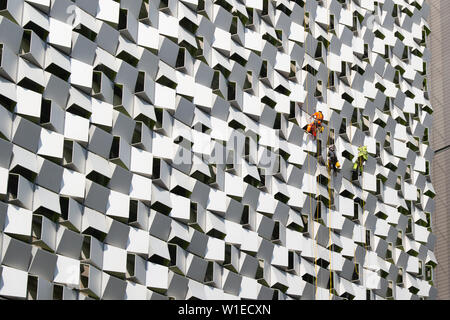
[342,0,367,300]
[361,146,367,299]
[304,4,319,300]
[324,0,333,300]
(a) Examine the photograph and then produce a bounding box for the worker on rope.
[327,145,340,176]
[353,145,368,176]
[306,111,324,139]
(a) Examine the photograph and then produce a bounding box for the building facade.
[0,0,436,300]
[428,0,450,300]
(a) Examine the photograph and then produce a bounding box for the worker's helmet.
[312,111,322,121]
[316,111,324,120]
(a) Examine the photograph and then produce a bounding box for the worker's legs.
[316,120,323,134]
[352,164,359,180]
[330,160,337,176]
[358,157,364,176]
[307,123,316,138]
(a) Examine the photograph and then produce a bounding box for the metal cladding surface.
[0,0,436,300]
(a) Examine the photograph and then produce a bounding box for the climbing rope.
[342,0,365,298]
[304,6,319,300]
[361,122,367,299]
[325,0,333,300]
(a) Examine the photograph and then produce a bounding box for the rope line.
[303,5,313,299]
[326,0,333,300]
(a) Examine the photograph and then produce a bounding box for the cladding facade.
[0,0,436,300]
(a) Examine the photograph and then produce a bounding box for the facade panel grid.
[0,0,436,300]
